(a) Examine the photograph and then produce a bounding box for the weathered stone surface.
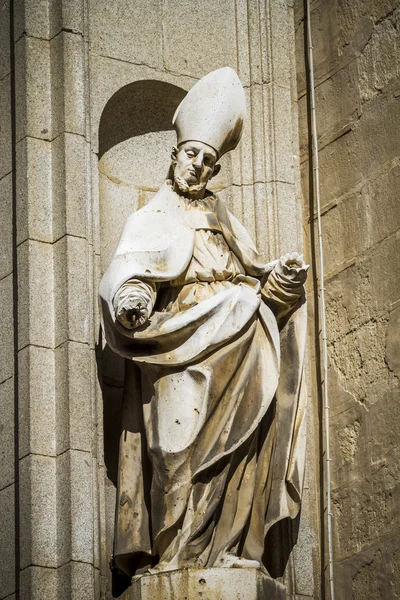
[18,345,56,458]
[0,377,15,491]
[16,136,52,245]
[56,449,94,567]
[99,130,177,190]
[20,565,58,600]
[13,0,60,40]
[58,560,95,600]
[324,237,400,349]
[333,534,400,600]
[312,161,400,275]
[269,0,293,89]
[297,1,400,596]
[295,2,341,95]
[51,32,86,138]
[128,569,286,600]
[53,235,89,347]
[332,457,399,560]
[270,85,296,185]
[88,0,163,68]
[386,303,400,376]
[19,454,57,569]
[298,60,360,158]
[52,133,89,240]
[358,7,400,103]
[306,91,400,206]
[0,74,12,180]
[0,0,10,81]
[291,467,318,597]
[0,172,13,281]
[15,36,52,143]
[163,1,237,79]
[331,380,400,489]
[327,305,392,403]
[296,0,394,95]
[17,239,54,350]
[0,483,16,598]
[0,273,14,384]
[89,55,193,153]
[69,449,94,563]
[54,341,92,454]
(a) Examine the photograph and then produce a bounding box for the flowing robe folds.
[99,182,308,577]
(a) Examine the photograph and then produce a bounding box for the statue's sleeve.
[112,279,158,329]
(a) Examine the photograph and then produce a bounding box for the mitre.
[172,67,246,159]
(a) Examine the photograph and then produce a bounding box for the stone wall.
[295,0,400,598]
[0,1,320,598]
[0,1,16,598]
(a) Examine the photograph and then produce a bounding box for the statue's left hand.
[275,252,309,285]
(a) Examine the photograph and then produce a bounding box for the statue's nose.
[193,151,204,169]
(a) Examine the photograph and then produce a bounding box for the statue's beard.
[174,175,205,195]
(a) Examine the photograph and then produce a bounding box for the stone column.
[0,0,17,597]
[9,0,99,597]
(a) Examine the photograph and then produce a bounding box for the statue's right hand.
[115,295,149,329]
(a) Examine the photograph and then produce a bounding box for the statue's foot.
[219,553,261,569]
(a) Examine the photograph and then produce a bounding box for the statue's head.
[171,141,221,198]
[171,67,246,199]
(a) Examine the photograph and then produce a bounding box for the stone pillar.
[0,1,17,598]
[9,0,99,597]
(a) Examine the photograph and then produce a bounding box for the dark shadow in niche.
[96,330,131,597]
[98,79,187,159]
[263,513,300,579]
[97,79,187,596]
[95,328,124,487]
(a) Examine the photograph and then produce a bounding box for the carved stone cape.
[99,181,307,578]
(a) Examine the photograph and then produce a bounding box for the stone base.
[126,568,286,600]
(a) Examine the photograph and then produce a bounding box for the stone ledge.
[124,568,286,600]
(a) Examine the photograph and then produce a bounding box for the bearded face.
[171,141,220,198]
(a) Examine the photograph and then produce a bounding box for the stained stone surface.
[295,0,400,597]
[126,569,286,600]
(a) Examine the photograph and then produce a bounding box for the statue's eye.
[186,151,195,158]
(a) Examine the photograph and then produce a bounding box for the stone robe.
[99,182,308,577]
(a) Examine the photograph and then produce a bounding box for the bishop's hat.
[172,67,246,159]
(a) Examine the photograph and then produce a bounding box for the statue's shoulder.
[122,182,187,231]
[117,183,192,255]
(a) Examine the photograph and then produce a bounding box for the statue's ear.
[211,163,221,179]
[171,146,178,163]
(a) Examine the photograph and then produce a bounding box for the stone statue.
[99,68,308,592]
